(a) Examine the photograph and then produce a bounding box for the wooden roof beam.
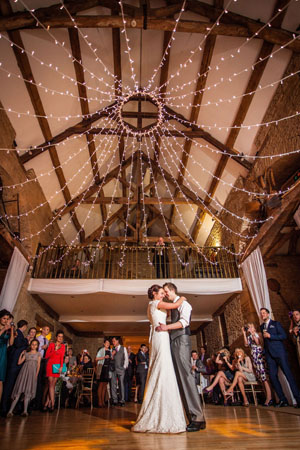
[192,1,290,242]
[53,152,137,219]
[83,205,126,244]
[68,27,108,232]
[170,34,217,223]
[2,15,299,52]
[0,2,84,242]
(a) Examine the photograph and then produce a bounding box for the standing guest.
[69,259,82,278]
[289,310,300,367]
[199,346,208,365]
[243,323,273,406]
[191,350,207,389]
[224,348,256,406]
[1,320,28,415]
[124,346,136,402]
[27,327,37,344]
[35,326,50,410]
[136,345,149,404]
[153,237,169,278]
[260,307,300,407]
[96,339,111,407]
[65,348,77,370]
[7,339,41,417]
[43,330,65,412]
[0,310,15,403]
[111,336,128,406]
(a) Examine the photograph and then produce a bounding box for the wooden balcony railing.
[32,244,239,280]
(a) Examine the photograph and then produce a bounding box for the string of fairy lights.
[0,0,299,267]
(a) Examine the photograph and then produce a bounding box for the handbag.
[52,363,67,374]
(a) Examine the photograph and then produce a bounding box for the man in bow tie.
[260,307,300,408]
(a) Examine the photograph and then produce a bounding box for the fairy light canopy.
[0,0,300,261]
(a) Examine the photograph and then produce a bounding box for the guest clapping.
[224,348,256,406]
[7,339,41,417]
[0,309,15,403]
[44,330,65,412]
[243,324,272,406]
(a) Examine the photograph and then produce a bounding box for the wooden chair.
[235,381,264,406]
[54,377,64,411]
[76,368,94,410]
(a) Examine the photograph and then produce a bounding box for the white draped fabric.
[28,277,242,296]
[241,246,296,406]
[0,247,29,312]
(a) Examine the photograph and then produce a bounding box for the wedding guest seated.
[0,309,15,405]
[224,348,256,406]
[204,348,234,405]
[243,323,272,406]
[65,348,77,370]
[205,354,218,381]
[80,354,94,373]
[7,339,41,417]
[289,309,300,367]
[191,350,207,391]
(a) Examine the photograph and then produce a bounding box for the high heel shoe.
[223,390,234,398]
[263,400,273,407]
[243,402,249,407]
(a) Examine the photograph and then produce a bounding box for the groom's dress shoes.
[186,421,206,432]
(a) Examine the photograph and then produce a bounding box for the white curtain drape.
[241,246,296,405]
[28,277,242,296]
[0,247,29,313]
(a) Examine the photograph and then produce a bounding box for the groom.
[156,282,206,432]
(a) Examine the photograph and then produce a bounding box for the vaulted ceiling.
[0,0,299,249]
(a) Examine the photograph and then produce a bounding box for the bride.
[132,284,186,433]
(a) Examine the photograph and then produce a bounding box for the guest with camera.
[243,323,272,406]
[289,309,300,367]
[204,348,234,405]
[224,348,256,406]
[43,330,65,412]
[260,307,300,408]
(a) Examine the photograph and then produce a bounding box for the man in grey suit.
[156,283,206,432]
[111,337,128,406]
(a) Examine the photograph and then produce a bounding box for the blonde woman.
[225,348,256,406]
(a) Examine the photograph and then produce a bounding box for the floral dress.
[247,334,269,382]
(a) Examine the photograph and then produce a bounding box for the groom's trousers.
[171,335,205,423]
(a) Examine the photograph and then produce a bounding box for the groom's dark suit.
[170,297,205,425]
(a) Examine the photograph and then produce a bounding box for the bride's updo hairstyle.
[148,284,163,300]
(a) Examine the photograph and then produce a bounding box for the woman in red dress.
[44,330,65,411]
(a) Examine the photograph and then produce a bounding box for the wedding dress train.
[132,300,186,433]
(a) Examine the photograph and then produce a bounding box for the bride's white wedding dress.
[132,300,186,433]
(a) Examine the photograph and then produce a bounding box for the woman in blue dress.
[0,309,15,403]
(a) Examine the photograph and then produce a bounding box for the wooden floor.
[1,403,300,450]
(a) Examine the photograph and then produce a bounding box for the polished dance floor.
[1,403,300,450]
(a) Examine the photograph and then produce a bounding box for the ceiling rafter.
[68,27,108,233]
[170,34,217,223]
[2,13,299,53]
[83,205,127,244]
[0,0,85,242]
[53,152,137,219]
[192,0,291,242]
